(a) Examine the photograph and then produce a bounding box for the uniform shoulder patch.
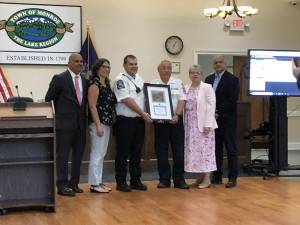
[116,80,125,89]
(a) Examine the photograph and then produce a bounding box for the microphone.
[30,91,34,101]
[13,84,26,111]
[15,85,20,99]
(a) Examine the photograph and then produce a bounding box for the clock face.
[165,36,183,55]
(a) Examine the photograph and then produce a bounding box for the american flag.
[0,66,13,102]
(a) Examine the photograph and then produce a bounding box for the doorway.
[196,52,269,129]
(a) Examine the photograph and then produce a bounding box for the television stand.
[265,96,300,178]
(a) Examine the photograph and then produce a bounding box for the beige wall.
[1,0,300,145]
[2,0,300,96]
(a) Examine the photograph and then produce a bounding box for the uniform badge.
[116,80,125,89]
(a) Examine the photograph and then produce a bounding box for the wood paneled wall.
[79,103,251,177]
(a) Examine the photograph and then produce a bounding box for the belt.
[154,115,182,124]
[117,115,143,120]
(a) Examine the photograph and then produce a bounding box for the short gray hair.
[189,64,202,74]
[213,55,225,62]
[158,60,171,70]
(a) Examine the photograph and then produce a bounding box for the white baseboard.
[251,142,300,151]
[288,142,300,151]
[287,110,300,117]
[251,142,300,164]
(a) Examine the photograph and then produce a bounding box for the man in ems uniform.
[151,60,189,189]
[113,55,152,192]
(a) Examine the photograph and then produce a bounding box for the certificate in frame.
[144,83,174,121]
[171,62,180,73]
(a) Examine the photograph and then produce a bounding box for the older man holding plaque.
[151,60,189,189]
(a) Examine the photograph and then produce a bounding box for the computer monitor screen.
[248,49,300,96]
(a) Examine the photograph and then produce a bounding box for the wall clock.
[165,35,183,55]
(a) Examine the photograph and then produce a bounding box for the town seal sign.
[0,8,74,49]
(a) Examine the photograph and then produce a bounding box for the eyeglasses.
[189,71,201,75]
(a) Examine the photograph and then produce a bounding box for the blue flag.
[80,32,98,74]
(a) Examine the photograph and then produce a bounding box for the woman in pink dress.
[184,65,218,189]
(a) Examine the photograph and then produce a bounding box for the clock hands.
[172,41,177,48]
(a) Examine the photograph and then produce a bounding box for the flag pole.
[87,22,90,71]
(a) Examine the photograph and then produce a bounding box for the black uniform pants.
[154,117,185,183]
[115,116,145,184]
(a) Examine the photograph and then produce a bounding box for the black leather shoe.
[72,185,84,193]
[211,176,223,184]
[174,180,190,189]
[211,179,223,184]
[116,183,131,192]
[57,187,76,197]
[226,179,237,188]
[130,180,147,191]
[157,181,171,189]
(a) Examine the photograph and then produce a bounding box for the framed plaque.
[171,62,180,73]
[144,83,174,121]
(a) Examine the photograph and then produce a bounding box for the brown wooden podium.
[0,102,55,214]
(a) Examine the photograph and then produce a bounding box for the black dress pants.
[115,116,145,184]
[154,117,185,183]
[56,129,86,189]
[213,125,238,180]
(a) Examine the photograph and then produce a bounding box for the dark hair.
[91,58,110,81]
[123,55,136,64]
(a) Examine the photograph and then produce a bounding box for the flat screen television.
[248,49,300,96]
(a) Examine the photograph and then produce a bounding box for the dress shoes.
[99,183,112,192]
[157,181,171,189]
[130,180,147,191]
[225,179,237,188]
[174,180,190,189]
[71,185,84,193]
[90,185,109,193]
[211,177,223,185]
[198,182,211,189]
[57,187,76,197]
[190,178,203,187]
[116,183,131,192]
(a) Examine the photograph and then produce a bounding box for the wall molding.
[251,142,300,151]
[193,50,247,64]
[288,142,300,151]
[287,110,300,117]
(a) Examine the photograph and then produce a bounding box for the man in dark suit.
[45,53,88,196]
[292,59,300,89]
[205,55,239,188]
